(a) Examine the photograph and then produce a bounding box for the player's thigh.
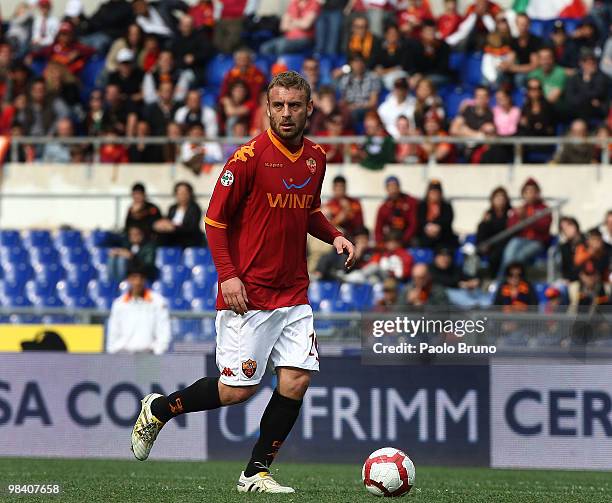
[215,309,283,386]
[270,304,320,374]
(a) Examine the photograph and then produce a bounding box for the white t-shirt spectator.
[377,94,416,139]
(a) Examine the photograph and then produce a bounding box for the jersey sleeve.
[307,152,343,244]
[204,146,256,229]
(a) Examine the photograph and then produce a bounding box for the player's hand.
[333,236,355,270]
[221,277,249,315]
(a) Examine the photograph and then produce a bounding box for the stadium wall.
[1,163,608,233]
[2,353,612,469]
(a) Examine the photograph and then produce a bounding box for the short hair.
[131,182,146,193]
[267,71,311,103]
[474,85,490,96]
[333,175,347,185]
[174,181,194,197]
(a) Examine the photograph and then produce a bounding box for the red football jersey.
[205,128,341,310]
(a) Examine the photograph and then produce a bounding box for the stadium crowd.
[0,0,610,316]
[0,0,610,166]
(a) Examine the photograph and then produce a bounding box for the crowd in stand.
[0,0,610,167]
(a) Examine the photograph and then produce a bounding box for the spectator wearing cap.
[493,262,538,311]
[30,0,60,51]
[219,48,266,105]
[105,23,144,74]
[415,179,458,250]
[499,13,541,89]
[107,48,144,110]
[403,263,448,306]
[377,77,415,138]
[106,260,170,355]
[553,119,598,164]
[565,50,609,123]
[374,175,419,247]
[142,50,194,105]
[568,260,611,315]
[573,228,610,281]
[175,89,218,137]
[322,176,364,239]
[353,111,396,170]
[371,24,410,91]
[260,0,320,57]
[476,186,512,277]
[497,178,552,279]
[549,20,574,69]
[527,47,566,105]
[125,182,162,237]
[170,14,213,83]
[558,216,584,283]
[337,54,381,127]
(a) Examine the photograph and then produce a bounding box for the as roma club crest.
[241,359,257,379]
[306,157,317,175]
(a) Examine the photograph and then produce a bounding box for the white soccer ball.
[362,447,416,497]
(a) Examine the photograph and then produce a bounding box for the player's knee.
[219,384,258,405]
[282,372,311,399]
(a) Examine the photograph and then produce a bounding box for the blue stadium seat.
[57,278,88,298]
[80,56,105,99]
[191,265,218,287]
[206,54,234,88]
[152,280,181,298]
[59,246,91,265]
[444,90,472,118]
[318,55,334,85]
[0,230,22,248]
[11,314,43,324]
[461,233,477,246]
[0,245,30,264]
[33,262,66,284]
[30,246,60,265]
[409,248,434,264]
[461,52,483,87]
[156,247,183,267]
[202,86,219,108]
[308,280,340,303]
[55,229,84,248]
[85,230,112,249]
[160,264,191,285]
[42,314,77,324]
[182,280,212,302]
[170,297,190,311]
[32,294,64,308]
[90,247,109,267]
[448,51,466,72]
[529,19,555,38]
[183,247,212,268]
[25,279,57,298]
[88,279,118,299]
[254,56,271,78]
[3,263,34,285]
[338,283,373,310]
[29,59,47,77]
[0,279,24,297]
[62,294,95,309]
[22,230,52,248]
[191,297,216,311]
[561,18,581,35]
[65,263,97,284]
[3,293,32,307]
[534,282,549,304]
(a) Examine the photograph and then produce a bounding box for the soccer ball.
[362,447,415,497]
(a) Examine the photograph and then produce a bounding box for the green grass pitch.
[0,458,611,502]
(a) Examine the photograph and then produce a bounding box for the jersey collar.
[267,128,304,163]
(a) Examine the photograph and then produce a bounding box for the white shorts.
[215,304,319,386]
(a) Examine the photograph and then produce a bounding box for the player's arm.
[308,165,355,269]
[204,153,254,314]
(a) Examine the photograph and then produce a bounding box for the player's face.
[267,86,312,143]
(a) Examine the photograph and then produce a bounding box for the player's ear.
[307,99,314,118]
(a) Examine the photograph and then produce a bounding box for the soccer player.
[130,71,355,493]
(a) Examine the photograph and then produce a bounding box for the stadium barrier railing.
[7,135,612,167]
